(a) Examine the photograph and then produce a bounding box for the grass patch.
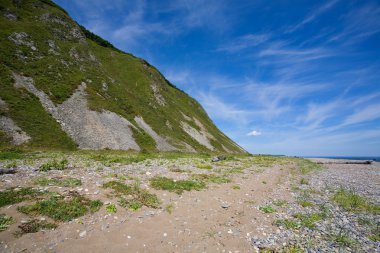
[196,164,212,170]
[191,174,231,184]
[274,219,300,230]
[330,231,358,248]
[293,213,323,229]
[297,159,322,175]
[300,178,309,185]
[0,214,15,232]
[259,204,276,213]
[39,159,68,172]
[232,185,240,189]
[105,203,117,213]
[15,219,57,236]
[104,181,160,210]
[332,188,380,214]
[18,192,102,221]
[0,187,44,208]
[0,149,24,160]
[33,177,82,187]
[272,199,288,207]
[165,204,174,214]
[170,168,187,173]
[150,176,206,194]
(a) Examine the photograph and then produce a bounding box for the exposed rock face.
[181,120,215,151]
[0,116,31,145]
[12,73,140,150]
[134,116,176,151]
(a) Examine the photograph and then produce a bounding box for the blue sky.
[54,0,380,156]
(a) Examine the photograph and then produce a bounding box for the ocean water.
[304,156,380,161]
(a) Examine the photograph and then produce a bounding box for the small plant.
[297,159,322,174]
[170,168,187,173]
[150,176,206,194]
[331,230,358,247]
[232,185,240,189]
[191,174,231,184]
[104,181,160,210]
[297,200,314,207]
[0,187,44,208]
[15,219,57,236]
[196,164,212,170]
[332,188,380,214]
[105,203,117,213]
[273,199,288,207]
[293,213,322,229]
[0,214,15,231]
[34,177,82,187]
[259,205,276,213]
[273,219,300,230]
[300,178,309,185]
[18,193,102,221]
[5,161,17,169]
[39,159,68,172]
[262,181,267,184]
[165,204,174,214]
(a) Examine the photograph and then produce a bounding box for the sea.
[303,156,380,161]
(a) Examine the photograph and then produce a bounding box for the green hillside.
[0,0,245,153]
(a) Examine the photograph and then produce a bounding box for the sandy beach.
[0,154,379,252]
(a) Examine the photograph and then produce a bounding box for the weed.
[332,188,380,214]
[259,205,276,213]
[191,174,231,184]
[293,213,323,229]
[170,168,187,173]
[150,176,206,194]
[165,204,174,214]
[0,149,24,160]
[297,200,314,207]
[297,159,322,174]
[0,188,44,207]
[300,178,309,185]
[34,177,82,187]
[18,193,102,221]
[244,200,256,205]
[105,203,117,213]
[331,231,358,247]
[39,159,68,171]
[273,199,288,207]
[0,214,15,231]
[196,164,212,170]
[262,181,267,184]
[232,185,240,189]
[5,161,17,169]
[274,219,300,230]
[104,181,160,210]
[15,219,57,236]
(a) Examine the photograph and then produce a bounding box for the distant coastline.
[303,156,380,161]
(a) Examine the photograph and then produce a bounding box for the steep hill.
[0,0,245,153]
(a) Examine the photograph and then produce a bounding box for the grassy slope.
[0,0,244,153]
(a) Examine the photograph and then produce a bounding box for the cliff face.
[0,0,245,153]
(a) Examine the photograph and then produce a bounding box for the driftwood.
[315,160,373,165]
[0,168,17,175]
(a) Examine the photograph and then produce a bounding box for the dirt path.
[1,162,294,253]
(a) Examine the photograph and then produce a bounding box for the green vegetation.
[170,168,187,173]
[274,219,300,230]
[297,159,322,174]
[15,219,57,236]
[165,204,174,214]
[18,193,102,221]
[0,214,15,231]
[0,149,24,160]
[39,159,68,171]
[103,181,160,210]
[330,231,358,248]
[105,203,117,213]
[232,185,240,189]
[272,199,288,207]
[34,177,81,187]
[190,174,231,184]
[332,188,380,214]
[196,164,212,170]
[251,155,290,167]
[0,187,44,207]
[300,178,309,185]
[259,205,277,213]
[150,176,206,194]
[293,213,323,229]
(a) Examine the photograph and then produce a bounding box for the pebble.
[79,231,87,238]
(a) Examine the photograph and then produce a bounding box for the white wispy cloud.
[217,34,271,52]
[285,0,340,33]
[247,130,262,136]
